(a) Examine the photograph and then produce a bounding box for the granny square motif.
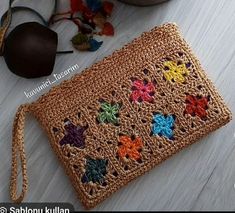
[10,23,232,209]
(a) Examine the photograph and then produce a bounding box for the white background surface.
[0,0,235,211]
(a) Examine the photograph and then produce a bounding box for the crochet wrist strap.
[10,104,30,203]
[0,1,12,55]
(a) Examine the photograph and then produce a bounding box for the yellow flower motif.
[163,61,190,83]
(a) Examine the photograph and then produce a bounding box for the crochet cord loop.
[10,104,30,203]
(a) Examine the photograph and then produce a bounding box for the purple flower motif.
[59,122,87,148]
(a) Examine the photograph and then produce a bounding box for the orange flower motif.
[118,136,143,160]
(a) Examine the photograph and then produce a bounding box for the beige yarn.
[10,23,232,209]
[0,9,11,55]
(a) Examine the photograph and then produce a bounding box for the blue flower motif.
[88,39,103,51]
[151,113,175,139]
[86,0,102,12]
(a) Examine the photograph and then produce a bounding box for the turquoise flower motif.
[81,157,108,184]
[151,113,175,139]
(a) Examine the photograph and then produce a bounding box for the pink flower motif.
[130,79,155,103]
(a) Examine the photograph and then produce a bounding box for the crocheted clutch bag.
[10,23,232,209]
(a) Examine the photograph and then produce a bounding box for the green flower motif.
[98,102,120,124]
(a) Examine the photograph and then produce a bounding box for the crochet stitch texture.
[11,23,232,209]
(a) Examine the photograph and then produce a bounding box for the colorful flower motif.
[130,79,155,103]
[97,102,120,124]
[86,0,103,12]
[81,157,108,184]
[151,113,175,139]
[118,135,143,160]
[59,122,87,148]
[163,61,190,83]
[185,95,209,119]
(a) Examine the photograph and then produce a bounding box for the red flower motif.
[185,95,209,119]
[101,22,114,36]
[103,1,114,16]
[130,79,155,103]
[70,0,85,13]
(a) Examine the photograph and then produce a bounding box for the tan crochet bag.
[10,23,232,209]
